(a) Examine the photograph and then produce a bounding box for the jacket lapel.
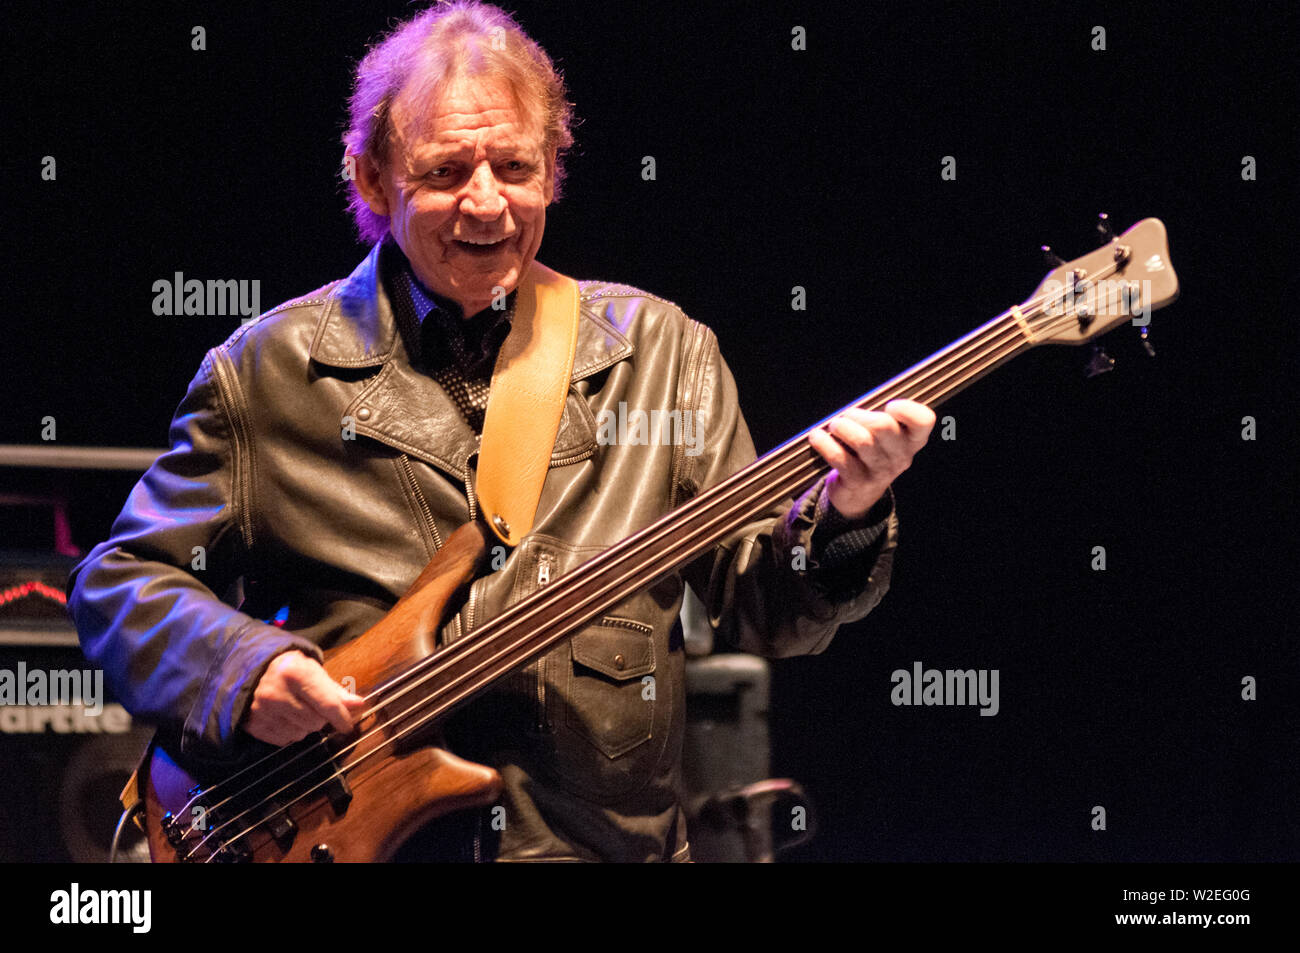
[309,244,632,482]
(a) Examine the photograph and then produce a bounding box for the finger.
[827,413,905,472]
[883,399,936,443]
[249,677,320,730]
[808,426,869,481]
[324,676,368,709]
[289,663,362,734]
[837,408,902,437]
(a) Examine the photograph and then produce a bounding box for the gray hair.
[342,1,576,242]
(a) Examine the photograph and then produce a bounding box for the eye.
[421,165,466,190]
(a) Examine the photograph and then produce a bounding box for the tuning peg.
[1085,344,1115,378]
[1041,245,1065,268]
[1096,212,1116,242]
[1138,324,1155,357]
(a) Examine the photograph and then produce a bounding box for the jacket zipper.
[550,445,597,468]
[534,552,555,732]
[400,452,464,641]
[397,454,444,551]
[456,456,481,645]
[464,455,479,524]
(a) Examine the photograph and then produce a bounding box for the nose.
[459,162,506,220]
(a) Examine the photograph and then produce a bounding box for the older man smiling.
[69,0,932,862]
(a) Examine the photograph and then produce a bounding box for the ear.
[353,153,391,216]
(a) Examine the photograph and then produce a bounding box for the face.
[358,73,555,318]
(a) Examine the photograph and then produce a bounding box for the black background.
[4,0,1296,861]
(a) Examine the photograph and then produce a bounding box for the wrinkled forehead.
[389,65,547,156]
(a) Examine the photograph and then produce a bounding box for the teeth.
[457,237,505,245]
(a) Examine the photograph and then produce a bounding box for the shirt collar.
[403,264,444,325]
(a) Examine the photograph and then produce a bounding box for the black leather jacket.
[67,242,899,862]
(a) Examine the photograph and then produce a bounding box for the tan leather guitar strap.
[475,260,581,547]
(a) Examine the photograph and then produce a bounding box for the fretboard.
[368,302,1039,732]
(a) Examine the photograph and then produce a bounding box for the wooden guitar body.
[143,521,502,863]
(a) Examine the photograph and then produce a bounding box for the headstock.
[1021,217,1179,348]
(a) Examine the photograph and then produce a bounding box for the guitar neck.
[393,303,1040,726]
[147,218,1176,864]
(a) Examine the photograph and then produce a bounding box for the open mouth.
[454,237,510,255]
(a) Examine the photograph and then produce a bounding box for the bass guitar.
[143,216,1179,861]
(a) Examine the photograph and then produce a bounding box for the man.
[68,0,934,862]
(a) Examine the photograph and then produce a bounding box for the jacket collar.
[309,243,634,378]
[308,243,634,482]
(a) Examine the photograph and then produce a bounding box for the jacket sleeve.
[678,326,899,657]
[65,348,324,763]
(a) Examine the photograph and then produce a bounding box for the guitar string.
[183,262,1134,858]
[325,302,1059,727]
[181,268,1117,860]
[176,281,1055,831]
[200,294,1125,861]
[191,293,1111,860]
[317,264,1119,727]
[197,310,1046,860]
[338,245,1130,726]
[180,277,1096,859]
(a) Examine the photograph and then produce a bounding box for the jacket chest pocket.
[511,538,671,802]
[541,614,666,802]
[564,619,656,758]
